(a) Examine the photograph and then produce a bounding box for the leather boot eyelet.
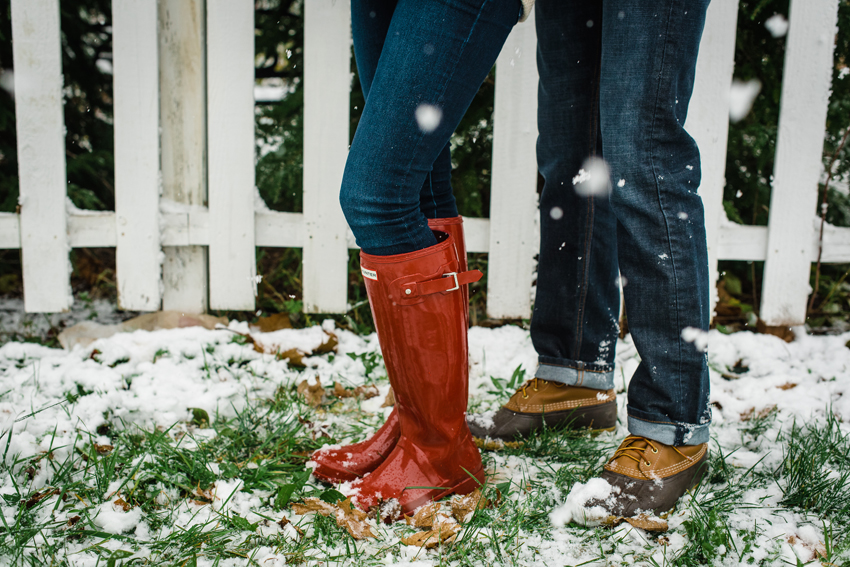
[645,461,651,466]
[652,448,658,453]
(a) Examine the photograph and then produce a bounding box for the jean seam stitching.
[649,0,684,420]
[574,37,602,359]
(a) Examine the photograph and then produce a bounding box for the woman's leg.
[352,0,457,221]
[340,0,519,256]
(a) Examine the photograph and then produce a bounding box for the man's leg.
[584,0,712,518]
[467,0,621,441]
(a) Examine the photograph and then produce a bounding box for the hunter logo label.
[361,267,378,281]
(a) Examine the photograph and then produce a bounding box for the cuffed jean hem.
[534,357,615,390]
[627,409,710,446]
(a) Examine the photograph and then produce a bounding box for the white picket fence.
[1,0,847,326]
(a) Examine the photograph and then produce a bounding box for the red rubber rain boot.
[311,217,470,484]
[350,231,484,517]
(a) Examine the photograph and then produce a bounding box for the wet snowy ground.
[0,312,848,566]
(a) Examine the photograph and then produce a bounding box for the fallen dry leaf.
[336,497,377,539]
[777,382,798,390]
[94,444,113,454]
[277,516,304,538]
[25,488,59,509]
[275,348,307,368]
[314,332,338,355]
[603,514,668,532]
[332,382,380,400]
[740,405,777,422]
[297,377,326,408]
[404,502,442,528]
[113,497,132,512]
[401,523,460,548]
[291,497,376,540]
[252,313,292,333]
[450,489,488,523]
[291,497,336,516]
[381,387,396,408]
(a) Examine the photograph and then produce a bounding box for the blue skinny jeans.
[340,0,521,256]
[531,0,712,445]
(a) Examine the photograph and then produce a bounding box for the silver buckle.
[443,272,460,292]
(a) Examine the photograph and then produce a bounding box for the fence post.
[760,0,840,326]
[685,0,739,320]
[206,0,257,311]
[301,0,351,314]
[113,0,162,311]
[159,0,208,313]
[487,12,539,320]
[10,0,71,313]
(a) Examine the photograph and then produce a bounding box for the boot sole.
[469,401,618,443]
[311,464,358,485]
[399,465,486,516]
[474,425,615,449]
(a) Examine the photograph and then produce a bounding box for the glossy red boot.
[350,231,484,517]
[311,217,470,484]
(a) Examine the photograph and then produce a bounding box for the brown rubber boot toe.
[590,436,709,517]
[467,379,617,441]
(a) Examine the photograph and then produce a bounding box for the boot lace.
[520,378,540,399]
[608,435,689,473]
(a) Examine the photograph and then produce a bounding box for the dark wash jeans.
[340,0,520,256]
[532,0,712,445]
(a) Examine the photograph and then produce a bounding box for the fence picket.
[10,0,70,313]
[301,0,351,314]
[113,0,162,311]
[760,0,840,326]
[685,0,739,318]
[487,12,539,320]
[206,0,257,310]
[159,0,208,313]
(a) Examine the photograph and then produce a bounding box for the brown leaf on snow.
[401,523,461,548]
[777,382,798,390]
[314,332,338,355]
[450,489,489,523]
[602,514,668,532]
[336,497,377,539]
[297,377,326,408]
[332,382,380,400]
[25,488,59,509]
[94,444,113,454]
[291,497,336,516]
[404,502,442,528]
[786,534,828,561]
[291,497,376,540]
[275,348,307,368]
[277,516,304,538]
[381,387,396,408]
[251,313,292,333]
[113,497,132,512]
[740,405,777,422]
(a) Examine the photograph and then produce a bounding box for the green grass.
[1,345,849,566]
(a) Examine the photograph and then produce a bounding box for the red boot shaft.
[311,217,469,484]
[352,232,484,515]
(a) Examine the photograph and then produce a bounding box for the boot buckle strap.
[443,272,460,292]
[395,269,482,301]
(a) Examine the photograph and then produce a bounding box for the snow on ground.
[0,311,848,565]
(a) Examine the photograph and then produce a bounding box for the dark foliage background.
[0,0,848,330]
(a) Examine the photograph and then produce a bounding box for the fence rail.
[1,0,847,326]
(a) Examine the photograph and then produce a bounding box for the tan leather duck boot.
[467,377,617,440]
[590,435,709,517]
